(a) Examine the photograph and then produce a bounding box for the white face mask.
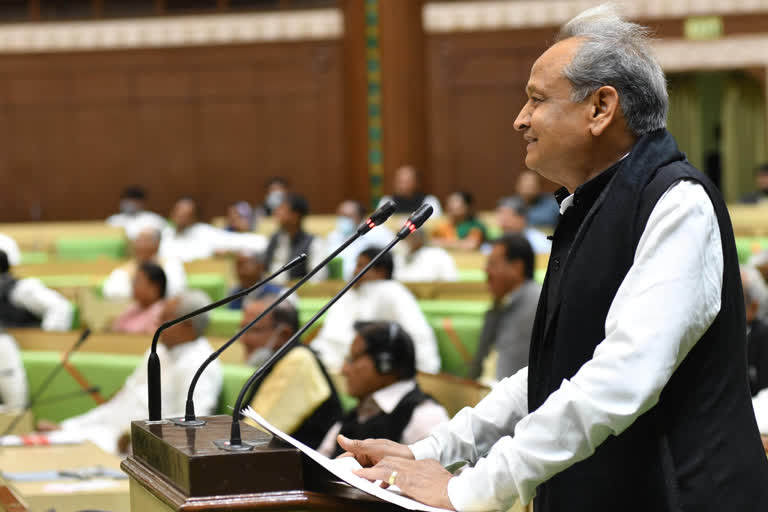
[245,326,286,367]
[120,199,140,215]
[265,191,285,211]
[247,347,274,368]
[335,216,357,237]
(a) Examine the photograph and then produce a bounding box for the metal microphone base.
[213,438,270,451]
[170,417,207,427]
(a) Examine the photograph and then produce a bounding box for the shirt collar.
[558,152,629,215]
[369,379,417,414]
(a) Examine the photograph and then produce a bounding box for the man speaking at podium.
[342,5,768,511]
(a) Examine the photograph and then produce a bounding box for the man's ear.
[588,85,620,137]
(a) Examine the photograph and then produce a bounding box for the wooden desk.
[0,222,125,252]
[0,411,33,436]
[0,441,129,512]
[10,329,245,365]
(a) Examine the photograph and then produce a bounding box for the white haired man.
[37,290,221,454]
[342,5,768,511]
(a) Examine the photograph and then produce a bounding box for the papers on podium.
[242,407,452,512]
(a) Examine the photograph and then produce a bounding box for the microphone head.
[284,253,307,270]
[397,204,434,239]
[357,200,397,235]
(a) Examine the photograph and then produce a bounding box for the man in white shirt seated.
[0,234,21,267]
[311,248,440,374]
[159,197,226,262]
[0,329,27,410]
[102,227,186,300]
[394,229,458,282]
[0,250,73,331]
[106,186,167,240]
[36,290,222,454]
[326,200,394,280]
[318,321,449,457]
[495,196,551,255]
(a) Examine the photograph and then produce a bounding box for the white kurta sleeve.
[0,334,28,409]
[11,278,74,331]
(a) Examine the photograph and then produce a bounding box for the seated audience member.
[495,196,552,254]
[514,169,560,228]
[469,235,540,382]
[379,165,442,217]
[159,197,223,262]
[0,250,73,331]
[317,321,449,457]
[311,248,440,374]
[106,186,167,240]
[265,194,326,283]
[102,227,186,300]
[743,265,768,396]
[432,192,487,251]
[227,250,284,310]
[112,262,167,334]
[0,234,20,267]
[37,290,222,454]
[226,201,255,233]
[0,329,27,410]
[327,200,394,279]
[740,163,768,204]
[753,388,768,450]
[394,229,458,282]
[259,176,289,217]
[240,296,342,449]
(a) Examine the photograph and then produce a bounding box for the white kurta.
[106,211,168,240]
[394,246,459,282]
[9,278,74,331]
[0,333,27,409]
[409,180,725,511]
[58,337,222,454]
[310,280,441,374]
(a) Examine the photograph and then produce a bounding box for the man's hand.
[336,435,414,467]
[761,435,768,452]
[354,457,455,510]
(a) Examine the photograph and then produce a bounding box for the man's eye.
[531,97,544,103]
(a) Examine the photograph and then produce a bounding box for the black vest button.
[552,257,560,271]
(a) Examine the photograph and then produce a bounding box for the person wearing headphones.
[317,321,449,457]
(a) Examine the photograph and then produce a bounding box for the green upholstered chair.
[429,315,484,377]
[54,237,127,261]
[187,273,228,302]
[207,309,243,338]
[22,352,139,422]
[19,251,49,264]
[458,269,486,282]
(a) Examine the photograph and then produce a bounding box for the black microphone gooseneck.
[174,200,398,426]
[1,329,92,437]
[147,254,308,421]
[221,204,433,450]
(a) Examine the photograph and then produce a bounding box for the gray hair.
[173,289,212,337]
[556,3,667,136]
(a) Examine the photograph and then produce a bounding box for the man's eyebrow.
[525,84,541,95]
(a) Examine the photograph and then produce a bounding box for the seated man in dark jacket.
[241,295,341,449]
[317,321,449,457]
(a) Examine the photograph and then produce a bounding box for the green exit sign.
[684,16,723,40]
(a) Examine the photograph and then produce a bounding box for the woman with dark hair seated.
[432,191,488,251]
[112,262,167,334]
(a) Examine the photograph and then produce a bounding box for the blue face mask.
[336,216,356,237]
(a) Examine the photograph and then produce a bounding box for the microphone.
[146,253,308,421]
[1,329,92,437]
[172,200,399,426]
[219,203,433,450]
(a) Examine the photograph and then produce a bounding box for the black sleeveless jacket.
[332,385,432,458]
[528,129,768,511]
[0,274,41,328]
[264,230,314,280]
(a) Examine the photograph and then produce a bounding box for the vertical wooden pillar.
[342,0,428,207]
[378,0,429,197]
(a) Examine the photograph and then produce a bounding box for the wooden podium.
[121,415,404,511]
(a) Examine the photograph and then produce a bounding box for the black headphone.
[371,322,399,374]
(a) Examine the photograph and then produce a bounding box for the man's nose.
[514,104,531,132]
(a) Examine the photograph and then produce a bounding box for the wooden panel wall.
[0,40,344,222]
[425,28,556,209]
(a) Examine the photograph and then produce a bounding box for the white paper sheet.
[242,407,453,512]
